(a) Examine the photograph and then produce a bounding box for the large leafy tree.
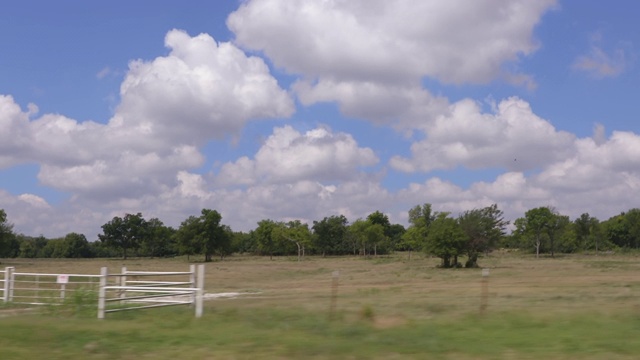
[174,215,201,260]
[0,209,18,258]
[515,207,554,258]
[348,219,388,256]
[142,218,175,258]
[272,220,312,261]
[574,213,600,251]
[400,203,435,259]
[312,215,348,256]
[99,213,148,259]
[175,209,230,262]
[424,212,467,268]
[61,232,93,258]
[254,219,279,259]
[514,207,570,257]
[199,209,230,261]
[458,204,509,268]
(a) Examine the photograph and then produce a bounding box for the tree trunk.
[465,253,479,268]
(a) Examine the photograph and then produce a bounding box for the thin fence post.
[195,264,205,318]
[3,267,13,303]
[480,268,489,315]
[35,274,40,303]
[190,264,196,307]
[9,267,14,301]
[329,270,340,320]
[195,264,204,318]
[98,267,107,319]
[120,266,127,302]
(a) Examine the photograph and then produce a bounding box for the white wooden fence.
[2,266,100,305]
[1,267,12,302]
[97,264,205,319]
[2,265,205,319]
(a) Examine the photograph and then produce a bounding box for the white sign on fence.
[56,274,69,284]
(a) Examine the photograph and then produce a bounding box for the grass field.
[1,252,640,359]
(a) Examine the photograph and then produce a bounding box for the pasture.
[1,252,640,359]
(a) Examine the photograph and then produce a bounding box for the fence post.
[2,267,13,303]
[480,268,489,315]
[98,267,107,319]
[195,264,204,318]
[9,267,15,302]
[120,266,127,301]
[329,270,340,320]
[189,264,196,306]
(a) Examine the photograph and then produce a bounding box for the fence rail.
[2,265,205,319]
[3,268,101,305]
[97,264,205,319]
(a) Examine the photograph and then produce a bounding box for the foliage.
[141,218,176,258]
[174,209,230,262]
[98,213,147,259]
[271,220,312,260]
[457,204,509,267]
[0,209,18,258]
[424,212,467,268]
[254,219,279,259]
[347,219,389,256]
[312,215,348,256]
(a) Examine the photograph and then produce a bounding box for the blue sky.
[1,0,639,239]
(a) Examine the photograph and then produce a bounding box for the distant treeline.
[1,206,638,267]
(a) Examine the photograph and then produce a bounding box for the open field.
[1,252,640,359]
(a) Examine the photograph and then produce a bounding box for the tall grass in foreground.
[1,305,640,359]
[2,253,640,359]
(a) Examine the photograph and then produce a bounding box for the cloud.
[573,47,627,78]
[228,0,556,85]
[0,30,294,203]
[572,33,629,78]
[216,125,379,185]
[116,29,295,144]
[390,97,576,172]
[293,80,450,130]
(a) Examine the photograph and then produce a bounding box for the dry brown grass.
[4,251,639,320]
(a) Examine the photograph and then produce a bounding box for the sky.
[1,0,639,240]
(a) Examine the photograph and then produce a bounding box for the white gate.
[2,266,99,305]
[97,264,205,319]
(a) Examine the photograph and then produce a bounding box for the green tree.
[312,215,348,256]
[174,215,201,260]
[272,220,312,261]
[0,209,18,258]
[400,203,435,260]
[141,218,175,257]
[347,219,388,256]
[41,238,61,258]
[424,213,467,268]
[516,207,554,258]
[61,233,93,258]
[98,213,148,259]
[254,219,278,259]
[174,209,230,262]
[230,231,254,254]
[458,204,509,268]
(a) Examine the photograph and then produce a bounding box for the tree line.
[1,206,639,266]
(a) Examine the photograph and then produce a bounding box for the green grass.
[2,252,640,359]
[1,306,640,359]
